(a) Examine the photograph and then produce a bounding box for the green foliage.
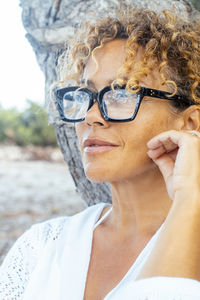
[189,0,200,11]
[0,101,57,147]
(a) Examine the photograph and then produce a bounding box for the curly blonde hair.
[57,7,200,109]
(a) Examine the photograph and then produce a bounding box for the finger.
[168,148,179,160]
[147,146,178,160]
[147,130,182,150]
[148,130,200,178]
[150,153,175,184]
[147,146,166,160]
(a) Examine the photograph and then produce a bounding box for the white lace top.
[0,202,200,300]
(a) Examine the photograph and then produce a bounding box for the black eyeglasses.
[55,85,194,123]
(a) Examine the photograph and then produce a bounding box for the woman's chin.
[83,165,112,182]
[83,158,155,183]
[84,170,109,183]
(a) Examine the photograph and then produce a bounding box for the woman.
[1,7,200,300]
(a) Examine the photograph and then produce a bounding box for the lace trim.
[0,216,68,299]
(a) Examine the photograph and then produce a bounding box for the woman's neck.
[108,166,172,239]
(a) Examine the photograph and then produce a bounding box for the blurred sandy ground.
[0,145,87,264]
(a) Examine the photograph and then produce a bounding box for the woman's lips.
[84,145,117,153]
[83,138,118,153]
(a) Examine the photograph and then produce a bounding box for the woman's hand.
[136,130,200,281]
[147,130,200,202]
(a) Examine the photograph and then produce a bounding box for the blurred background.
[0,0,86,264]
[0,0,199,264]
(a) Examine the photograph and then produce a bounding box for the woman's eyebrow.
[81,79,114,89]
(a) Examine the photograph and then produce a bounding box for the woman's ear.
[179,105,200,131]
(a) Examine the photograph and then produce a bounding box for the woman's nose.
[84,101,109,127]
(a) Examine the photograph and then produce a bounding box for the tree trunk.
[20,0,197,207]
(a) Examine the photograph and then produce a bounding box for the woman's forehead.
[83,39,127,79]
[82,39,165,91]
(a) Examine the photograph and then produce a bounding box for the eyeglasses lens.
[103,89,137,120]
[63,90,90,120]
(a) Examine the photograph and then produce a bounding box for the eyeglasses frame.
[55,85,195,123]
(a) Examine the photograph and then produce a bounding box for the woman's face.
[75,39,179,182]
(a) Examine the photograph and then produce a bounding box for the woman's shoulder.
[0,202,108,298]
[32,202,107,244]
[0,203,107,271]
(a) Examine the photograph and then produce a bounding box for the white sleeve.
[118,277,200,300]
[0,216,67,300]
[0,224,40,300]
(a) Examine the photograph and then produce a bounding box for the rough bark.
[20,0,198,207]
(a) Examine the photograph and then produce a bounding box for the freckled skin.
[75,39,177,184]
